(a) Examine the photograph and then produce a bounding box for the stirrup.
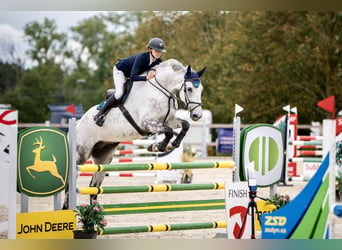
[94,114,105,127]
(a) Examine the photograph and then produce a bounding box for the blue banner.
[216,128,233,153]
[261,153,330,239]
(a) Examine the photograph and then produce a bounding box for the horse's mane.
[155,58,185,73]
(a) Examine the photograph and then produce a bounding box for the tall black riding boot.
[94,94,119,127]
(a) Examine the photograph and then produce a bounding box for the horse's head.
[180,65,206,121]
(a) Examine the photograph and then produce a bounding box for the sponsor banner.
[216,128,234,153]
[17,127,69,197]
[303,162,320,180]
[261,154,330,239]
[16,210,76,239]
[225,181,250,239]
[240,124,284,187]
[255,200,276,231]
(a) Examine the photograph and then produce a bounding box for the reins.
[148,77,179,124]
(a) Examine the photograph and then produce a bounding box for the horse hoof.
[166,145,174,152]
[147,144,159,152]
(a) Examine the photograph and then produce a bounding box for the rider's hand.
[146,70,156,80]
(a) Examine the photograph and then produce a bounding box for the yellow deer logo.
[26,136,65,185]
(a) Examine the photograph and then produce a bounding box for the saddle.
[97,79,134,110]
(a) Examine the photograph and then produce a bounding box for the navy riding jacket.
[115,52,162,82]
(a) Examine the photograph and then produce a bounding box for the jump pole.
[78,182,225,195]
[102,199,225,215]
[77,161,235,173]
[100,220,226,235]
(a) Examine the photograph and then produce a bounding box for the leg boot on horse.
[94,94,119,127]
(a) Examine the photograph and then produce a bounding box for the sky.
[0,11,108,67]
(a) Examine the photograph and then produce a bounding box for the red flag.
[336,117,342,136]
[317,95,335,119]
[65,104,75,116]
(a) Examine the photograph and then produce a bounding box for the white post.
[233,116,241,182]
[68,118,77,209]
[201,122,207,157]
[8,123,17,239]
[322,119,336,238]
[283,107,291,187]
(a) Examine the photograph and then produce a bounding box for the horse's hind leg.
[89,141,120,203]
[89,172,106,202]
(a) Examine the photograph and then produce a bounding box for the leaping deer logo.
[26,136,65,185]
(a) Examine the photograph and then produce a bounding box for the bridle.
[147,75,202,122]
[179,78,203,113]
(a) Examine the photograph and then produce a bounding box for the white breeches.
[113,65,126,99]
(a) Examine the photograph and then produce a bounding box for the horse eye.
[187,87,192,92]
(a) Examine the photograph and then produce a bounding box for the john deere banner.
[261,154,330,239]
[16,210,76,239]
[17,127,69,197]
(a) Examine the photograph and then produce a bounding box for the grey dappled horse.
[63,59,206,209]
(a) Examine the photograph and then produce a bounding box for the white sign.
[225,181,250,239]
[303,162,320,180]
[0,110,18,239]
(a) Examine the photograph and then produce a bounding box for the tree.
[3,63,64,122]
[211,11,342,124]
[65,12,144,109]
[2,18,67,122]
[24,18,67,65]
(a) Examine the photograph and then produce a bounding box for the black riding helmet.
[147,38,166,52]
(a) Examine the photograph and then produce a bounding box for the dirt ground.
[1,157,341,239]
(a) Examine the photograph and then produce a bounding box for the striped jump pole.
[110,157,156,163]
[120,140,156,146]
[78,182,225,195]
[102,199,225,215]
[79,172,156,177]
[295,150,323,156]
[77,161,235,173]
[296,145,323,149]
[114,148,152,155]
[296,136,323,141]
[290,141,323,146]
[84,156,157,165]
[99,220,226,235]
[289,157,322,163]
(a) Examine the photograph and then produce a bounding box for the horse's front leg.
[145,121,174,152]
[167,119,190,151]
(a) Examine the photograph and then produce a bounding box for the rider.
[94,37,166,127]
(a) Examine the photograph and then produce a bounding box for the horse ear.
[197,67,207,77]
[186,65,192,76]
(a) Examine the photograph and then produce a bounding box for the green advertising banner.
[239,124,284,187]
[17,127,69,197]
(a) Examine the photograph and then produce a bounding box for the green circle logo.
[240,124,284,187]
[17,127,69,197]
